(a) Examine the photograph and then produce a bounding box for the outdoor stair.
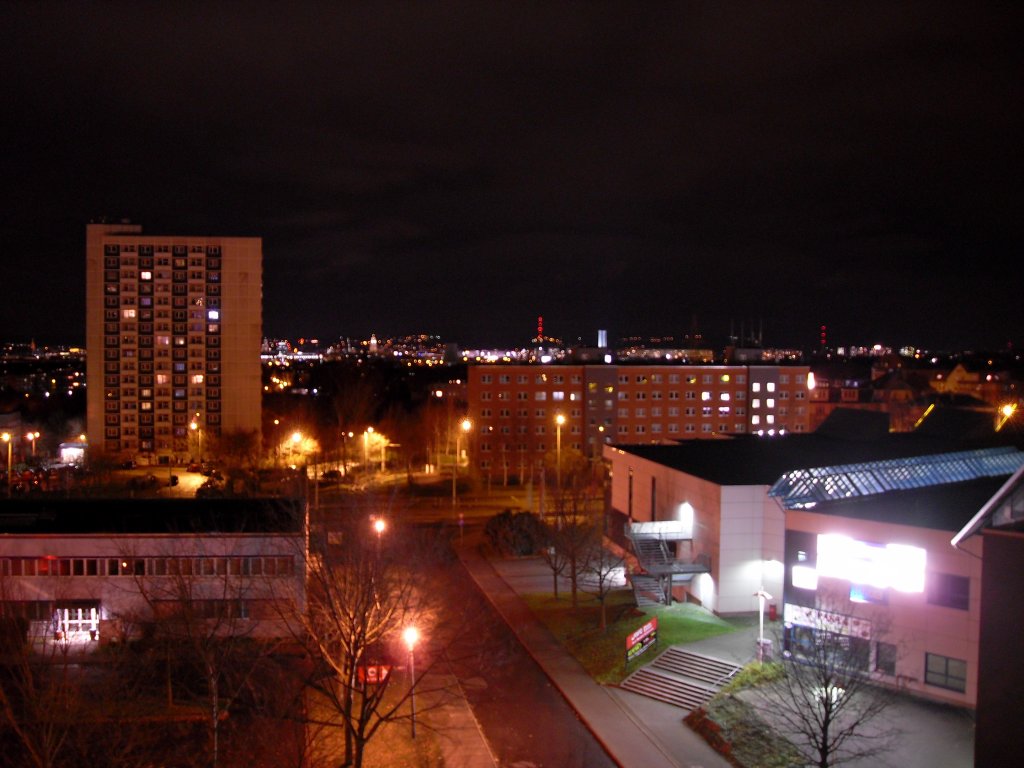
[630,573,663,607]
[632,538,671,566]
[621,647,742,711]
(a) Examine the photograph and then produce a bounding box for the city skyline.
[2,3,1021,351]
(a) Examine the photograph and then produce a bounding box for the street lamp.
[1,433,11,497]
[290,431,302,467]
[341,430,354,477]
[555,414,566,493]
[190,419,202,462]
[26,431,40,459]
[373,517,386,548]
[452,418,472,508]
[363,427,374,471]
[754,586,773,662]
[402,626,420,738]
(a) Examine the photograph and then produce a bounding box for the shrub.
[484,509,544,556]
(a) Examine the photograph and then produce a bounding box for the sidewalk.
[456,541,977,768]
[457,541,734,768]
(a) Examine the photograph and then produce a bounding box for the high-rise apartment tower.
[86,222,262,464]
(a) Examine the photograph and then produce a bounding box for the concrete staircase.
[621,647,742,710]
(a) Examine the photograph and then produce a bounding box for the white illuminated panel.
[816,534,926,593]
[792,564,819,590]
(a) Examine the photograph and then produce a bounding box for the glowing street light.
[25,431,40,458]
[1,433,11,497]
[363,427,374,470]
[402,626,420,738]
[289,431,303,467]
[997,403,1018,431]
[190,418,202,461]
[555,414,566,493]
[452,418,472,508]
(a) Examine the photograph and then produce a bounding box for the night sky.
[1,3,1021,351]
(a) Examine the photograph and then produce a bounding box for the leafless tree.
[289,517,455,768]
[538,524,570,600]
[757,596,899,767]
[0,606,82,768]
[579,537,625,631]
[122,535,299,768]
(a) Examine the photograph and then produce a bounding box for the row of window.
[104,244,221,256]
[477,372,804,388]
[1,556,296,578]
[873,644,967,693]
[788,627,967,694]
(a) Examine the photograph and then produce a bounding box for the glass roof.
[769,447,1024,509]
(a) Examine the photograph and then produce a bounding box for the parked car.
[127,473,159,490]
[195,478,226,498]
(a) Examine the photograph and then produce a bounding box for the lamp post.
[754,586,773,662]
[190,419,202,462]
[26,431,39,459]
[555,414,566,494]
[341,430,353,478]
[373,517,386,554]
[402,626,420,738]
[2,433,11,497]
[363,427,373,472]
[452,418,471,508]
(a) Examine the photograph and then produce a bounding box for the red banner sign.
[626,616,658,663]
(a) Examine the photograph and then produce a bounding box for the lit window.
[752,382,761,393]
[767,382,776,392]
[208,310,220,321]
[701,391,711,401]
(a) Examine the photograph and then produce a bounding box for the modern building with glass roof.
[603,410,1024,710]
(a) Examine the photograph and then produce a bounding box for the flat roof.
[0,497,305,535]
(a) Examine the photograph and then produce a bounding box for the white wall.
[718,485,785,614]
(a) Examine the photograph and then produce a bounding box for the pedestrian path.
[458,542,734,768]
[460,541,977,768]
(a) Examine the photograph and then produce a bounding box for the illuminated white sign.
[792,564,819,590]
[815,534,926,593]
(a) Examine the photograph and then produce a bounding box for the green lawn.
[522,588,737,684]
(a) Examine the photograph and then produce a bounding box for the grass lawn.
[522,588,737,684]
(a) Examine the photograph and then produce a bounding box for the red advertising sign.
[357,664,391,685]
[625,616,658,663]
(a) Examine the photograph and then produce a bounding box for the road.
[313,479,617,767]
[437,550,618,768]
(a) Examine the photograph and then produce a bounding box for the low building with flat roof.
[0,497,305,648]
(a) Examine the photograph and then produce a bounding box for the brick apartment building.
[467,363,811,484]
[85,222,262,465]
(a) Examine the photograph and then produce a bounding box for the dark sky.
[1,2,1021,351]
